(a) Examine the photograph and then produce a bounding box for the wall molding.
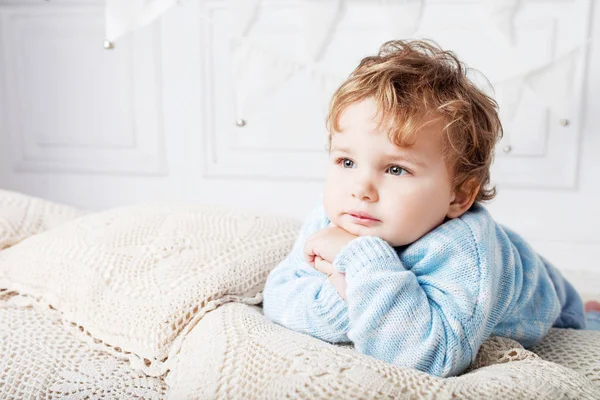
[0,5,166,175]
[199,0,591,190]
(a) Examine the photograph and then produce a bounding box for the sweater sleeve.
[262,202,350,343]
[333,235,488,377]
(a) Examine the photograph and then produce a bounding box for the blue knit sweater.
[262,199,586,377]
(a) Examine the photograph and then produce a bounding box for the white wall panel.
[202,0,591,191]
[0,4,166,174]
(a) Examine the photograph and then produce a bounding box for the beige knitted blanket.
[0,189,83,249]
[166,303,600,399]
[1,189,599,399]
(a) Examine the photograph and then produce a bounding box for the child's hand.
[304,225,357,266]
[311,255,347,300]
[328,270,347,300]
[313,255,336,276]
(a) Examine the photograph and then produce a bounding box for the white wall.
[0,0,598,296]
[486,1,600,296]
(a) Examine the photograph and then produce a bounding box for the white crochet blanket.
[0,189,83,250]
[166,303,600,399]
[1,189,599,399]
[0,290,169,399]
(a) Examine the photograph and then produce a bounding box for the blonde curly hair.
[326,39,503,202]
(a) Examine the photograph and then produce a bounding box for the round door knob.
[559,119,570,127]
[236,119,247,127]
[103,40,114,50]
[503,145,512,154]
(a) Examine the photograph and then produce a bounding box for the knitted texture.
[1,191,599,398]
[0,189,83,249]
[530,328,600,389]
[0,290,168,399]
[166,302,600,399]
[0,203,300,376]
[263,199,586,377]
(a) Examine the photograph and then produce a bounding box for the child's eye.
[336,158,356,168]
[387,165,408,176]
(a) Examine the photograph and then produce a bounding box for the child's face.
[324,98,456,247]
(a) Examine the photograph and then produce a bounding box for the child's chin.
[347,223,380,238]
[338,222,363,237]
[374,232,409,247]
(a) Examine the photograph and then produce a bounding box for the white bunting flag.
[302,0,344,62]
[380,0,424,38]
[230,0,262,39]
[525,48,580,117]
[105,0,179,42]
[481,0,521,46]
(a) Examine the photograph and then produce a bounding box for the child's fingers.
[304,252,315,267]
[328,271,347,300]
[303,237,317,266]
[313,256,335,276]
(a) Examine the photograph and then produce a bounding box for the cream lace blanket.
[0,189,83,249]
[166,303,600,399]
[0,290,168,399]
[1,189,599,399]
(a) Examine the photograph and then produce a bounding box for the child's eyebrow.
[331,146,427,168]
[383,153,427,168]
[330,145,352,153]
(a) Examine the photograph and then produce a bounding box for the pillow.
[0,189,83,249]
[0,203,300,376]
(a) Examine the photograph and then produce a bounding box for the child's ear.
[447,180,480,219]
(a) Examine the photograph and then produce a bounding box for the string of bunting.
[104,0,588,123]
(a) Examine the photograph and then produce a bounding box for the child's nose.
[351,178,378,202]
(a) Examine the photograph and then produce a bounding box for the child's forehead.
[335,99,443,140]
[331,110,447,158]
[330,130,410,153]
[336,99,382,131]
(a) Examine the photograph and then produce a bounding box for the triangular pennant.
[105,0,142,42]
[301,0,344,62]
[481,0,521,46]
[231,0,262,38]
[313,70,346,115]
[232,41,298,119]
[525,49,580,117]
[493,75,525,122]
[137,0,181,26]
[380,0,424,38]
[105,0,179,42]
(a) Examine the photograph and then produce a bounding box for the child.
[262,40,586,378]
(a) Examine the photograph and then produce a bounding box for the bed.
[1,189,599,399]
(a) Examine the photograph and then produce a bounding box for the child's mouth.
[347,212,381,226]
